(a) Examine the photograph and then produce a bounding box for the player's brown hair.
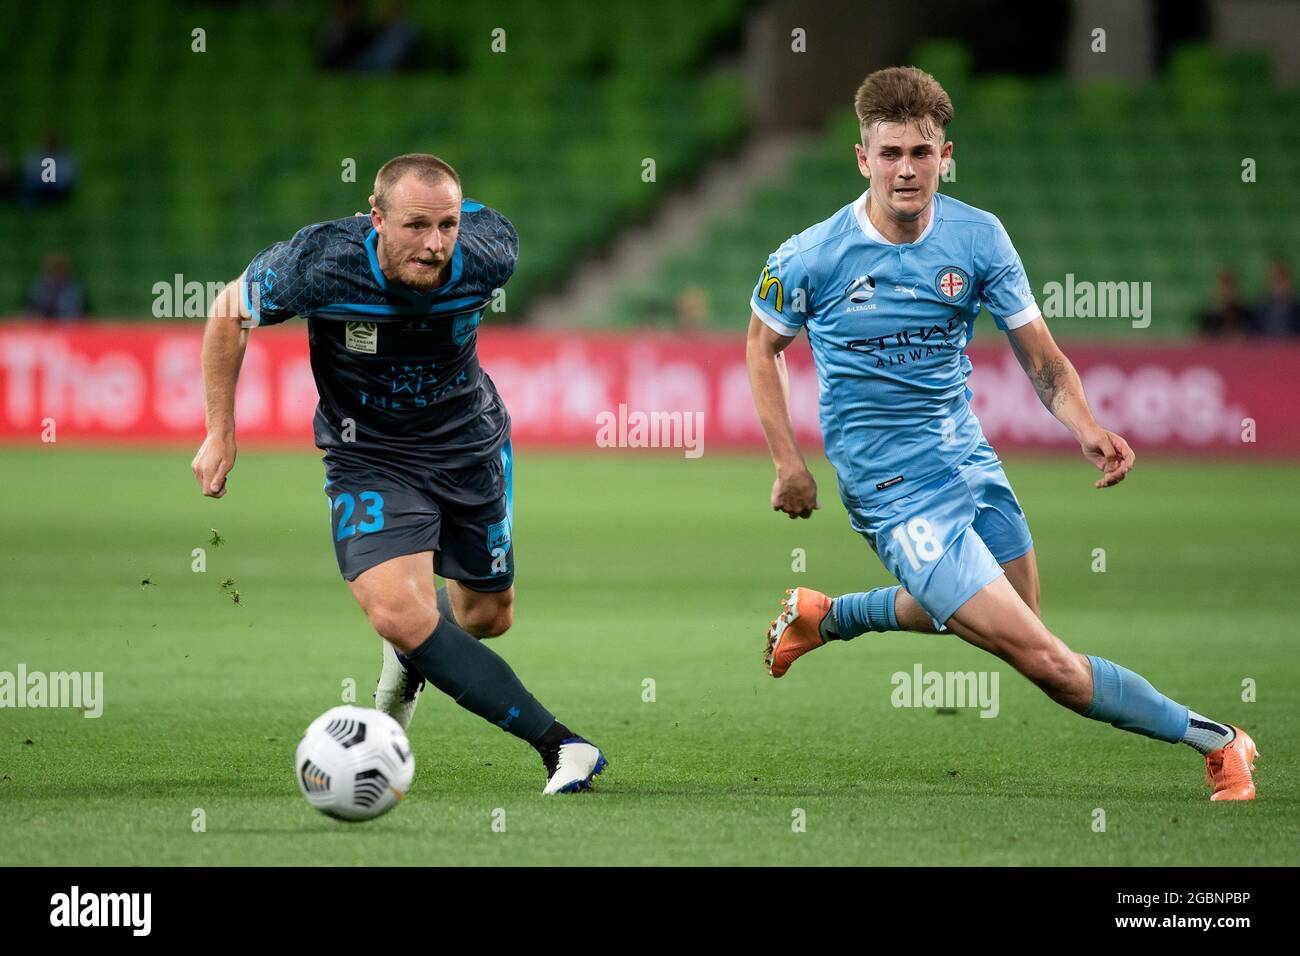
[373,153,461,212]
[853,66,954,144]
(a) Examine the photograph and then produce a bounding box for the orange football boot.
[765,588,833,678]
[1206,726,1259,801]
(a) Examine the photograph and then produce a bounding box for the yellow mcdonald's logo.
[759,266,784,313]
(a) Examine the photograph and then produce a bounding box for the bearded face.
[371,176,461,290]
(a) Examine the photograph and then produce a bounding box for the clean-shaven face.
[855,119,953,222]
[371,176,461,290]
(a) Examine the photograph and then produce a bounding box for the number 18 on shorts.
[851,447,1032,631]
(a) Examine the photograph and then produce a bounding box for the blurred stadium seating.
[605,40,1300,337]
[0,0,747,316]
[3,4,1296,337]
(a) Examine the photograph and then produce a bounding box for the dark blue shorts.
[322,442,514,592]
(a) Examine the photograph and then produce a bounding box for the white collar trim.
[852,189,937,245]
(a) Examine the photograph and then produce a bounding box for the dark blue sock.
[825,586,900,640]
[402,615,556,744]
[436,585,457,625]
[393,585,462,692]
[1083,655,1188,743]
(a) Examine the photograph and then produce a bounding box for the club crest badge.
[935,267,969,302]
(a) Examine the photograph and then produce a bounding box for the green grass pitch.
[1,448,1296,866]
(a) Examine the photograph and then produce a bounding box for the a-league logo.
[846,275,876,303]
[935,267,969,302]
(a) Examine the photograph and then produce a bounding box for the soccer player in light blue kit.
[747,67,1258,801]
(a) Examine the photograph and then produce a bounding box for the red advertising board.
[1,322,1297,455]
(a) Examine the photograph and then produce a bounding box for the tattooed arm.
[1005,316,1135,489]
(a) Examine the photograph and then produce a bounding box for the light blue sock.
[825,586,900,641]
[1083,655,1188,743]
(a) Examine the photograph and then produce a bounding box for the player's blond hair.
[373,153,461,212]
[853,66,954,144]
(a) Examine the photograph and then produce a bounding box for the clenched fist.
[772,467,819,519]
[191,431,237,498]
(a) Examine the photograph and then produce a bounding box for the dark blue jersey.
[241,200,518,467]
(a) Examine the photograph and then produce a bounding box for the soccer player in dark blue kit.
[191,154,606,794]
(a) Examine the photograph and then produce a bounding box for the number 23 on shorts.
[331,491,385,541]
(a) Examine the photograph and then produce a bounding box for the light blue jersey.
[751,189,1038,507]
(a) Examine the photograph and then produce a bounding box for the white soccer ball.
[295,705,415,821]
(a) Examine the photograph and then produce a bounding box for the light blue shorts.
[845,441,1033,630]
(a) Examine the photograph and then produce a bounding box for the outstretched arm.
[190,275,251,498]
[746,313,819,518]
[1006,316,1135,488]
